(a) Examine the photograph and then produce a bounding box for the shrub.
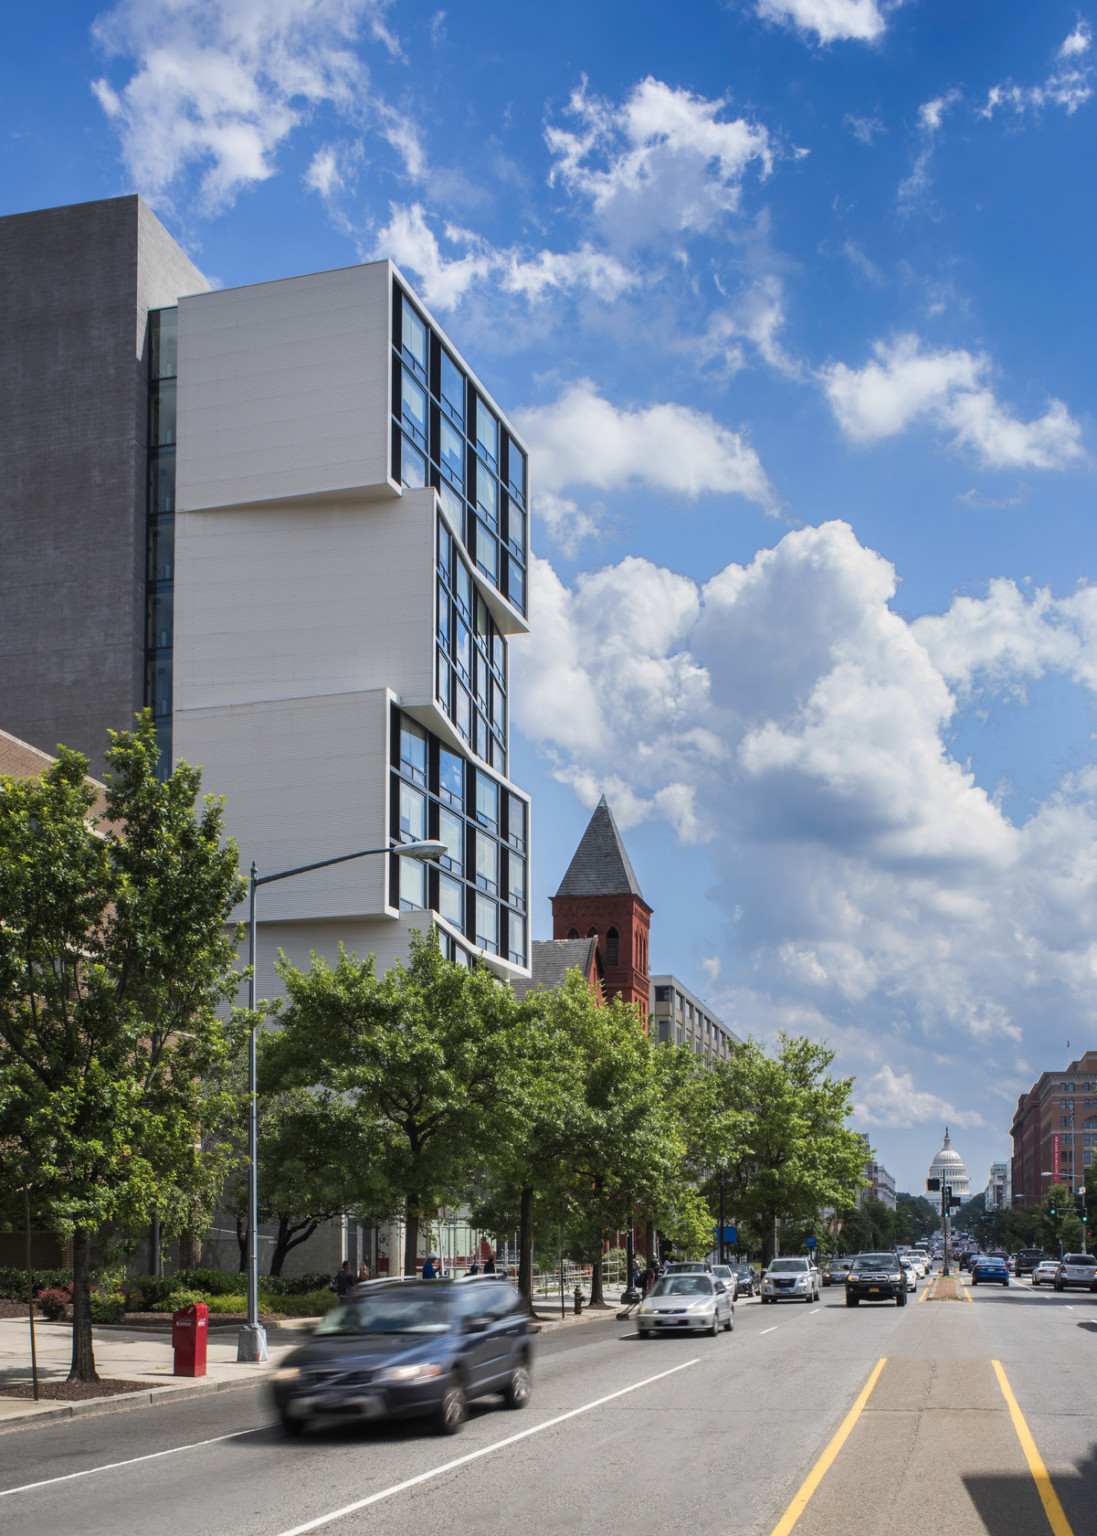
[261,1288,337,1317]
[175,1268,248,1297]
[153,1287,208,1313]
[90,1292,126,1325]
[38,1285,72,1321]
[126,1275,177,1311]
[203,1293,247,1314]
[0,1267,74,1303]
[262,1273,332,1297]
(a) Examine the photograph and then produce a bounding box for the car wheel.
[726,1308,734,1331]
[896,1290,907,1307]
[437,1375,467,1435]
[280,1413,306,1437]
[1055,1281,1063,1292]
[504,1361,532,1410]
[708,1311,720,1336]
[846,1295,858,1307]
[638,1326,652,1338]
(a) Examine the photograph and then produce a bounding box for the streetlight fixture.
[237,838,446,1363]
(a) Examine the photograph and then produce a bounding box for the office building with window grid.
[1,195,532,996]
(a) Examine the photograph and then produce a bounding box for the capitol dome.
[928,1127,970,1200]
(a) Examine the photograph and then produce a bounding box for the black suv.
[845,1252,907,1307]
[271,1278,532,1435]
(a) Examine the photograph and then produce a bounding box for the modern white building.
[986,1161,1011,1211]
[649,976,740,1063]
[169,258,533,996]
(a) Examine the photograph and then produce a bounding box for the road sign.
[805,1236,817,1248]
[718,1225,737,1244]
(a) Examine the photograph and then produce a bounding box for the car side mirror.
[464,1316,489,1334]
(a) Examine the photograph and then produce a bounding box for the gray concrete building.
[649,975,739,1063]
[0,196,208,777]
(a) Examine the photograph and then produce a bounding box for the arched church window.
[606,927,619,966]
[567,927,579,940]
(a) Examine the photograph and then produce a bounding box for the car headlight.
[270,1366,301,1384]
[638,1302,652,1314]
[377,1362,443,1383]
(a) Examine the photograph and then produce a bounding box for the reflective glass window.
[439,745,464,806]
[145,655,172,718]
[439,806,464,874]
[476,594,490,639]
[436,653,451,710]
[455,619,471,681]
[474,653,489,711]
[476,712,489,762]
[508,502,526,558]
[491,735,506,774]
[440,416,464,481]
[402,438,427,488]
[455,683,472,741]
[148,517,174,581]
[508,440,526,504]
[508,558,525,613]
[477,468,498,527]
[438,476,463,531]
[508,852,526,909]
[148,451,176,513]
[399,781,426,841]
[475,894,498,952]
[402,299,427,373]
[440,350,464,419]
[491,681,505,735]
[476,831,498,893]
[454,559,472,618]
[476,525,498,584]
[437,582,451,648]
[402,371,427,445]
[476,397,498,467]
[492,631,506,678]
[476,773,498,830]
[149,309,178,380]
[149,381,177,446]
[508,794,526,849]
[399,855,425,910]
[509,912,526,965]
[439,872,465,928]
[147,588,173,650]
[399,715,427,783]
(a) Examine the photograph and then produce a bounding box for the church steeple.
[550,798,652,1021]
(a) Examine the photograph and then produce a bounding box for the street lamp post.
[236,838,445,1364]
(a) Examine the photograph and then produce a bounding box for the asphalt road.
[2,1279,1095,1536]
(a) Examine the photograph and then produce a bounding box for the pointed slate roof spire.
[554,797,647,902]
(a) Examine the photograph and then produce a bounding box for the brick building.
[1011,1051,1097,1205]
[549,796,652,1018]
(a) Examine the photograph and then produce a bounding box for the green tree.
[265,928,515,1274]
[721,1037,867,1264]
[0,717,246,1380]
[895,1192,940,1243]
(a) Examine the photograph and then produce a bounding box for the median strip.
[768,1357,887,1536]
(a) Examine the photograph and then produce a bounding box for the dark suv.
[270,1278,532,1435]
[845,1252,907,1307]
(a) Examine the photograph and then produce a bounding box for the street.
[2,1279,1095,1535]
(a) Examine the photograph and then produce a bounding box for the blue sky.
[5,0,1097,1195]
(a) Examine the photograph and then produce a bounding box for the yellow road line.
[918,1279,932,1301]
[992,1360,1074,1536]
[769,1358,887,1536]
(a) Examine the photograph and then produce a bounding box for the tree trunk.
[404,1206,420,1276]
[589,1247,605,1306]
[236,1216,248,1274]
[179,1228,202,1270]
[68,1230,98,1383]
[518,1186,535,1313]
[644,1223,655,1265]
[269,1214,321,1277]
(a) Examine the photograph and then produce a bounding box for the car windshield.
[769,1260,808,1273]
[315,1290,452,1335]
[730,1265,751,1275]
[850,1255,896,1272]
[1063,1255,1095,1265]
[651,1277,713,1297]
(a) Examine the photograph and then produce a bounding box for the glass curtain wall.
[146,308,177,777]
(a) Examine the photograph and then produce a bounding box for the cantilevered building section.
[549,796,652,1016]
[172,260,533,993]
[649,977,740,1063]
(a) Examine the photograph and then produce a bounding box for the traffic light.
[926,1178,940,1192]
[1048,1196,1057,1217]
[950,1196,962,1210]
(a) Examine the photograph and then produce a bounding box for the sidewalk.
[0,1316,301,1430]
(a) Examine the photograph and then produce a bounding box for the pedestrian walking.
[335,1259,356,1298]
[422,1252,438,1279]
[483,1252,497,1274]
[357,1261,371,1283]
[467,1261,480,1275]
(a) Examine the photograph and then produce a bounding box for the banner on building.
[1053,1133,1061,1181]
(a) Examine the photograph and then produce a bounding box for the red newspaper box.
[172,1302,208,1377]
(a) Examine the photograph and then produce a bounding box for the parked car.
[636,1274,733,1337]
[1030,1259,1060,1287]
[1054,1254,1097,1293]
[845,1252,907,1307]
[761,1257,820,1304]
[971,1255,1009,1287]
[822,1260,851,1287]
[727,1263,759,1297]
[270,1278,532,1436]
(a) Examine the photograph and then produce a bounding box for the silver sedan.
[636,1275,734,1337]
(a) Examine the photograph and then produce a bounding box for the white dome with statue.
[928,1127,970,1199]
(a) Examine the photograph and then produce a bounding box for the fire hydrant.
[573,1285,583,1314]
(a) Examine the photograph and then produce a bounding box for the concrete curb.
[0,1374,263,1434]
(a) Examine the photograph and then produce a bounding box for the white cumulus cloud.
[855,1067,988,1129]
[91,0,397,211]
[979,23,1094,119]
[820,334,1085,469]
[755,0,897,45]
